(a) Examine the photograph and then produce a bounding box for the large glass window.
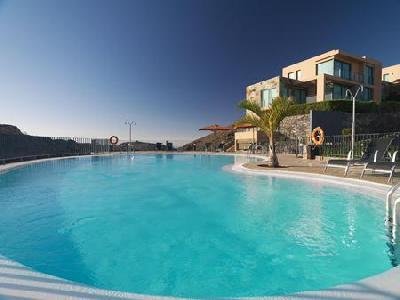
[316,59,334,76]
[261,88,277,107]
[325,83,351,100]
[363,87,373,101]
[296,70,302,80]
[334,60,351,80]
[293,89,306,103]
[383,73,390,81]
[333,84,346,99]
[364,65,374,85]
[288,72,296,79]
[281,85,306,103]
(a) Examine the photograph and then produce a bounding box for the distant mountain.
[115,141,175,151]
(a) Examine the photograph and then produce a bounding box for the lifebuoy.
[109,136,119,145]
[311,127,325,145]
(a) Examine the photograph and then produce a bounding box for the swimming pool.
[0,154,396,298]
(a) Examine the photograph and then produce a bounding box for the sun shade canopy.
[199,124,233,132]
[233,123,256,129]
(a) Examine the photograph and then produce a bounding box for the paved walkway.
[244,154,398,185]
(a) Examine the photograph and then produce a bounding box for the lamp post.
[125,121,136,153]
[345,85,363,160]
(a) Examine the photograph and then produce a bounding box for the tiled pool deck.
[0,153,399,299]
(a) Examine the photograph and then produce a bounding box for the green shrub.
[341,128,352,136]
[287,100,400,116]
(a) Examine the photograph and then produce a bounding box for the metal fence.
[320,132,400,158]
[275,136,305,156]
[273,132,400,159]
[0,134,110,164]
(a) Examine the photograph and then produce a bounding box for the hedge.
[287,100,400,116]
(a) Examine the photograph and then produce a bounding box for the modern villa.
[235,49,399,151]
[382,64,400,101]
[383,64,400,83]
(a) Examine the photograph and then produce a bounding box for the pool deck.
[243,153,400,185]
[0,153,400,299]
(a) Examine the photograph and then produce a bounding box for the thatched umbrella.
[199,124,233,133]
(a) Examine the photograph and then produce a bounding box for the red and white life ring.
[109,136,119,145]
[311,127,325,145]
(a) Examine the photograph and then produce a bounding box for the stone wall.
[279,114,310,137]
[278,111,400,139]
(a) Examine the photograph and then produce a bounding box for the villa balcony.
[331,72,374,86]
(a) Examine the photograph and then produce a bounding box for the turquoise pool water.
[0,154,395,298]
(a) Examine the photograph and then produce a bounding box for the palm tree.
[236,96,293,167]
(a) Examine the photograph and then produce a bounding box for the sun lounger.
[324,136,394,176]
[361,150,398,182]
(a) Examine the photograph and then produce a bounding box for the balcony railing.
[331,72,374,85]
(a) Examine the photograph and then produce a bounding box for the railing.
[321,132,400,158]
[275,136,306,156]
[247,144,268,155]
[272,132,400,159]
[0,134,110,164]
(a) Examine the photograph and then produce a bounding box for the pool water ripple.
[0,154,394,298]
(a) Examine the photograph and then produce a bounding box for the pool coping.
[0,153,399,299]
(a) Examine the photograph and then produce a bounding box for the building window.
[296,70,302,80]
[282,85,306,103]
[383,73,390,82]
[261,88,277,107]
[334,60,351,80]
[364,65,374,85]
[363,87,373,101]
[333,84,346,99]
[325,83,351,100]
[316,59,334,76]
[292,89,306,103]
[288,72,296,79]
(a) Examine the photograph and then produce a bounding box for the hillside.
[179,130,235,152]
[0,124,24,135]
[0,124,103,161]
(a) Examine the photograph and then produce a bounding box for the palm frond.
[238,100,263,117]
[235,114,263,129]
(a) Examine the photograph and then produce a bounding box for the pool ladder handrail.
[386,182,400,223]
[386,182,400,242]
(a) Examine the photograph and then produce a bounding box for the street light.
[125,121,136,153]
[345,85,363,160]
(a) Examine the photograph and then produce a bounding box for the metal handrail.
[386,182,400,222]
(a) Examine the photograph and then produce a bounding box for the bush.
[341,128,352,136]
[287,100,400,116]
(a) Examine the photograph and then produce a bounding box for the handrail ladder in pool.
[386,182,400,242]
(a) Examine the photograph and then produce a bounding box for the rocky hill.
[0,124,101,161]
[179,130,235,152]
[115,141,175,151]
[0,124,23,135]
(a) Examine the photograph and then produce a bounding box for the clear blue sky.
[0,0,399,145]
